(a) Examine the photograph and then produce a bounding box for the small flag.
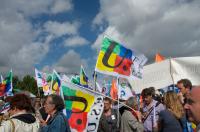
[80,65,89,88]
[118,82,133,100]
[51,70,61,95]
[1,75,3,83]
[0,70,13,97]
[155,53,165,62]
[35,68,51,95]
[110,79,118,100]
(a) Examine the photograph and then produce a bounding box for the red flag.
[155,53,165,62]
[110,79,118,100]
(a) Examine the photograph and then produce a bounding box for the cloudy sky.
[0,0,200,78]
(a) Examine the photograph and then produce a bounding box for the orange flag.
[155,53,165,62]
[110,79,118,100]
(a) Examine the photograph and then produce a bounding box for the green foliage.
[13,75,38,96]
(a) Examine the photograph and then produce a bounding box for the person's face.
[44,97,55,114]
[103,100,111,112]
[143,95,152,106]
[184,89,200,125]
[177,83,188,95]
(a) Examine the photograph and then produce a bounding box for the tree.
[13,75,38,96]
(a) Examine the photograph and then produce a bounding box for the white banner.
[129,56,200,93]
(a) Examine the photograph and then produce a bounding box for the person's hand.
[177,92,184,104]
[39,119,47,127]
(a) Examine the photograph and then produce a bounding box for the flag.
[62,81,104,132]
[1,75,3,83]
[35,68,51,95]
[95,37,147,78]
[0,102,10,113]
[51,70,61,95]
[0,70,13,97]
[5,70,13,94]
[155,53,165,62]
[102,80,112,96]
[110,79,118,100]
[131,53,148,79]
[35,68,43,87]
[118,82,133,100]
[80,65,88,88]
[71,75,80,85]
[0,83,6,97]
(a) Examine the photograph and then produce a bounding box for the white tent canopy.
[129,56,200,94]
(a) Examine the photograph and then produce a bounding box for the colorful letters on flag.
[95,37,147,78]
[61,81,104,132]
[80,65,89,88]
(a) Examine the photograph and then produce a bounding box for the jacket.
[40,111,71,132]
[0,113,40,132]
[121,110,144,132]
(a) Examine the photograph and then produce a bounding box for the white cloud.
[0,0,74,76]
[10,42,49,76]
[44,21,79,37]
[51,0,73,14]
[93,0,200,61]
[92,26,125,50]
[0,0,73,16]
[64,36,89,47]
[43,50,87,74]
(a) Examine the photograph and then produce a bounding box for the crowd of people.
[0,78,199,132]
[0,94,70,132]
[98,78,200,132]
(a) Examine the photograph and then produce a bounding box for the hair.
[104,97,112,104]
[163,91,184,119]
[48,94,65,111]
[10,93,33,112]
[142,87,155,98]
[177,79,192,90]
[126,97,138,110]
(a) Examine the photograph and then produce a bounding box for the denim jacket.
[40,111,71,132]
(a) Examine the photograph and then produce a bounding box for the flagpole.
[50,74,53,94]
[169,58,175,89]
[117,76,120,129]
[93,71,97,91]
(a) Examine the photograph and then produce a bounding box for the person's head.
[142,87,155,105]
[103,97,112,112]
[44,94,65,115]
[163,91,184,119]
[184,86,200,125]
[177,79,192,95]
[9,94,32,116]
[126,97,138,110]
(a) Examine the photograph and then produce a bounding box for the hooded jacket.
[0,112,40,132]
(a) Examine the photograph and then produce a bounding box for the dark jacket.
[98,109,121,132]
